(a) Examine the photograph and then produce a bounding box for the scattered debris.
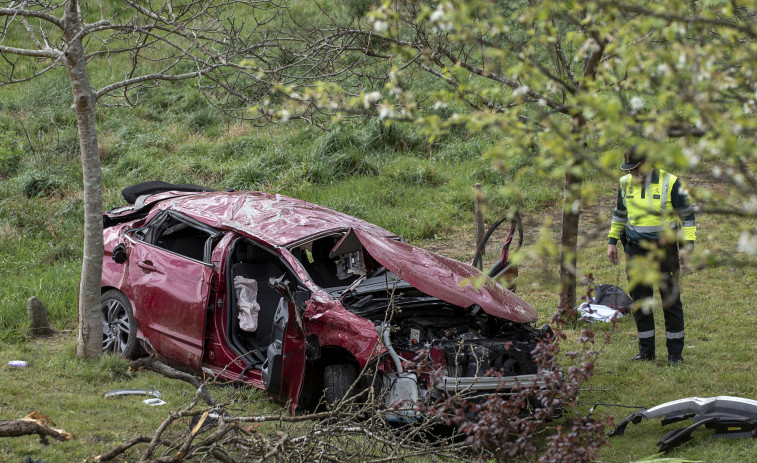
[104,389,165,405]
[23,457,49,463]
[578,303,623,322]
[609,396,757,451]
[142,398,166,406]
[104,389,161,399]
[7,360,27,367]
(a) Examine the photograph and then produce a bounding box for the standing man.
[606,145,696,365]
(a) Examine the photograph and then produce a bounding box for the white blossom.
[571,200,580,214]
[278,109,290,122]
[362,91,382,108]
[630,96,644,111]
[430,5,445,23]
[373,20,388,32]
[677,52,687,68]
[737,230,757,255]
[432,100,447,110]
[429,3,453,32]
[513,85,530,96]
[743,195,757,214]
[683,148,700,167]
[378,104,394,120]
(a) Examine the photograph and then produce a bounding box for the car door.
[125,211,218,369]
[227,238,307,411]
[259,277,308,412]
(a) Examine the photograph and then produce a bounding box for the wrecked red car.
[98,182,552,412]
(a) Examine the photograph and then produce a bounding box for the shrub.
[188,107,217,133]
[21,170,62,198]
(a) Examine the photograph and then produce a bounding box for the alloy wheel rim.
[102,298,130,353]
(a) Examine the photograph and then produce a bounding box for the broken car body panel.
[349,228,538,324]
[610,396,757,451]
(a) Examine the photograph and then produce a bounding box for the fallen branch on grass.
[100,357,473,462]
[0,411,70,445]
[129,356,217,406]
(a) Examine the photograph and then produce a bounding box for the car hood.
[345,229,538,323]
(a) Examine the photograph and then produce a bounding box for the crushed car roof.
[156,191,397,246]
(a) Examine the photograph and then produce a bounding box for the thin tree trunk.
[62,1,104,357]
[557,31,605,310]
[558,166,581,310]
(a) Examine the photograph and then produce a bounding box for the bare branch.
[0,7,63,28]
[0,43,61,59]
[95,70,211,100]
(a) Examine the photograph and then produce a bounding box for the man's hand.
[607,244,619,265]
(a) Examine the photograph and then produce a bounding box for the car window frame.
[126,210,222,264]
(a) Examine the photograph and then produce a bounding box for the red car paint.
[99,190,543,412]
[350,229,537,324]
[160,191,398,246]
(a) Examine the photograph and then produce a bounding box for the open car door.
[260,275,307,412]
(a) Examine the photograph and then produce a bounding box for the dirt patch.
[226,122,254,138]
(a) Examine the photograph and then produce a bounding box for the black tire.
[101,289,141,359]
[323,364,358,405]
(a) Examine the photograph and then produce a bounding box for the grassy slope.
[1,35,756,463]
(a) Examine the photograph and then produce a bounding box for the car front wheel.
[101,289,140,359]
[323,364,358,406]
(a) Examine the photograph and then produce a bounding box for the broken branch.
[0,412,71,445]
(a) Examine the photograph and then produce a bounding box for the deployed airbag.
[235,276,261,332]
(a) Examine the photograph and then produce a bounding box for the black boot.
[667,337,684,365]
[632,336,655,361]
[667,354,683,365]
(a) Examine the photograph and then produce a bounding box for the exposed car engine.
[334,270,550,380]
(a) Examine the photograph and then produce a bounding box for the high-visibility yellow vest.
[609,169,696,244]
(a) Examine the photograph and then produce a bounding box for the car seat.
[231,242,284,348]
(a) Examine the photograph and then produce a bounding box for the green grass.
[0,334,278,462]
[1,24,757,462]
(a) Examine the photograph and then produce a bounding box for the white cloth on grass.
[578,303,623,323]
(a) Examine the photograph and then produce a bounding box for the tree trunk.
[558,166,581,310]
[62,1,104,358]
[557,31,604,311]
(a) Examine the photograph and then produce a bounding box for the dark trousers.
[623,238,685,357]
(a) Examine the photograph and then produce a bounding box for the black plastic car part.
[103,181,217,229]
[609,396,757,451]
[121,181,216,204]
[470,211,522,279]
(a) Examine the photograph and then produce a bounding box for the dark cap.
[620,145,646,171]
